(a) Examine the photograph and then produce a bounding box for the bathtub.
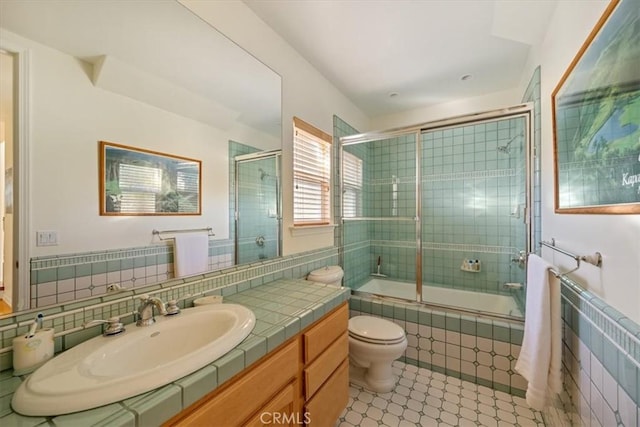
[355,277,523,318]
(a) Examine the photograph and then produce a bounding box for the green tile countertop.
[0,279,350,427]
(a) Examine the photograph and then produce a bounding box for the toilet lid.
[348,316,406,344]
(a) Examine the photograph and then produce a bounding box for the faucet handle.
[83,316,125,336]
[139,294,151,302]
[165,300,181,316]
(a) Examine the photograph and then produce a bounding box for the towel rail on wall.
[152,227,215,241]
[540,238,602,277]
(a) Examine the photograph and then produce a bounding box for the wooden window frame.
[293,117,333,226]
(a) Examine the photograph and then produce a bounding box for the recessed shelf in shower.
[460,259,481,272]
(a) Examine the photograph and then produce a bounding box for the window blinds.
[343,151,363,218]
[118,163,161,213]
[293,118,332,225]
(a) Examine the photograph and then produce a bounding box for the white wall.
[181,0,370,256]
[1,28,278,256]
[523,0,640,324]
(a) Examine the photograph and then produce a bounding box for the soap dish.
[193,295,223,307]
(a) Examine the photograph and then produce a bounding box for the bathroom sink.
[12,303,255,416]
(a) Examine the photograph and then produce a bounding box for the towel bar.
[152,227,215,241]
[540,238,602,278]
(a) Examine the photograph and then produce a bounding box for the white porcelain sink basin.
[12,303,255,416]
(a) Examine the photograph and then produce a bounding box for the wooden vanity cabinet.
[164,302,348,427]
[166,340,300,427]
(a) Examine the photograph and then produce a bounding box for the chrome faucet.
[136,294,167,326]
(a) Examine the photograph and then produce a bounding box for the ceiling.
[0,0,281,136]
[244,0,559,119]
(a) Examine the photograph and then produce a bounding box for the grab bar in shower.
[152,227,215,241]
[540,238,602,278]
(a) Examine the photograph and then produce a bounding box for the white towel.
[515,253,562,411]
[173,232,209,278]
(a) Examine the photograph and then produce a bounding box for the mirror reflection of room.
[0,0,282,314]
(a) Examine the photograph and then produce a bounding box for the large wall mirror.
[0,0,282,316]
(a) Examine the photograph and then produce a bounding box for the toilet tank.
[307,265,344,287]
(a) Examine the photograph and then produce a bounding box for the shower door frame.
[234,150,283,264]
[340,103,534,310]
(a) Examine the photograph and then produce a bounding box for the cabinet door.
[304,360,349,427]
[244,381,300,427]
[168,340,298,426]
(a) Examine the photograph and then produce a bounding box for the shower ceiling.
[244,0,562,117]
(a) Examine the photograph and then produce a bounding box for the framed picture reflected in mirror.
[99,141,201,216]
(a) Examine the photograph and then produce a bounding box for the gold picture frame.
[99,141,202,216]
[552,0,640,214]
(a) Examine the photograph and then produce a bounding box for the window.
[343,151,363,218]
[118,163,162,213]
[293,117,332,225]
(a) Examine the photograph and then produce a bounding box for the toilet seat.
[348,316,406,345]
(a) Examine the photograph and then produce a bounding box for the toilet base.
[349,361,398,393]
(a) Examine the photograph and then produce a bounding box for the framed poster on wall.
[552,0,640,214]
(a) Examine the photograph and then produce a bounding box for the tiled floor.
[337,361,545,427]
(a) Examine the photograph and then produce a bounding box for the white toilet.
[307,266,408,393]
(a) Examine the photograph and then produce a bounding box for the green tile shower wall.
[340,117,528,297]
[334,115,367,286]
[365,135,416,218]
[1,246,340,372]
[29,241,234,308]
[421,118,526,296]
[228,140,262,249]
[519,66,541,312]
[235,153,279,264]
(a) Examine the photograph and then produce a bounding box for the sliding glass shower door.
[235,151,282,264]
[420,114,530,316]
[342,132,420,295]
[340,105,533,319]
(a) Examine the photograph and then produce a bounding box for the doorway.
[0,49,15,315]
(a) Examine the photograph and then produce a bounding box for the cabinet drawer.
[304,332,348,399]
[304,359,349,427]
[303,303,348,363]
[169,340,298,426]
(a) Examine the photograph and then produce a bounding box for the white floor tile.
[337,360,546,427]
